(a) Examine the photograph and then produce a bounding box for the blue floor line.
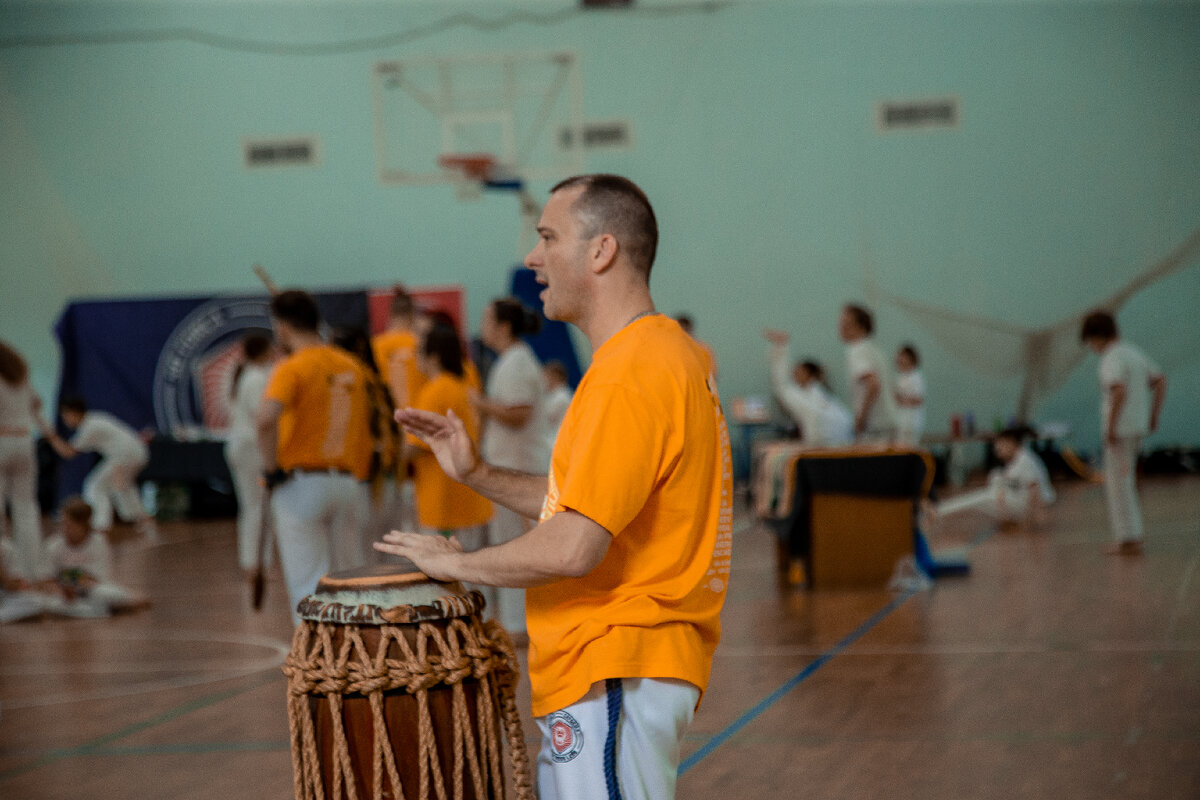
[679,590,914,775]
[680,523,998,776]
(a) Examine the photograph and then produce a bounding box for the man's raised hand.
[394,407,481,484]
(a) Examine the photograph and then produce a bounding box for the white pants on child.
[536,677,699,800]
[83,454,148,531]
[1103,436,1144,544]
[936,471,1030,521]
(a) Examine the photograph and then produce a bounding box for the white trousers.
[83,453,148,531]
[271,472,369,621]
[0,436,42,579]
[1103,436,1144,544]
[224,437,269,571]
[936,472,1030,521]
[42,581,139,617]
[486,505,531,634]
[536,677,699,800]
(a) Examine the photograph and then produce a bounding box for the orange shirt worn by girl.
[528,314,733,717]
[372,329,426,409]
[408,373,493,531]
[264,345,374,481]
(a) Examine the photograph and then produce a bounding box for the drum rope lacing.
[284,615,535,800]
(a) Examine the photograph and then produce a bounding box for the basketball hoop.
[436,152,541,258]
[438,154,496,201]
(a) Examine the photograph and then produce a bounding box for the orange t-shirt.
[372,329,426,409]
[264,344,375,481]
[408,372,493,531]
[698,339,719,380]
[528,314,733,717]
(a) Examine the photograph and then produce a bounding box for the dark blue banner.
[51,289,370,499]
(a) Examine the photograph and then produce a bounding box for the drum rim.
[297,565,485,625]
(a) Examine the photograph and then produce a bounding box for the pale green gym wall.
[1,0,1198,456]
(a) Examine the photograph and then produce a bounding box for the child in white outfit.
[1080,310,1167,556]
[762,329,853,447]
[935,427,1055,525]
[39,496,147,617]
[893,344,926,448]
[43,397,156,539]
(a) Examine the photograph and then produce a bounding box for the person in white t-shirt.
[38,496,147,616]
[934,426,1056,526]
[540,360,573,454]
[42,397,155,540]
[470,297,547,636]
[223,332,276,573]
[0,340,46,580]
[1080,310,1167,556]
[838,304,897,443]
[762,328,852,447]
[893,344,926,448]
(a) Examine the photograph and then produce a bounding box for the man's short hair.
[270,290,321,333]
[1080,309,1118,342]
[551,174,658,279]
[843,303,874,335]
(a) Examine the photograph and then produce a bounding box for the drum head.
[297,563,484,625]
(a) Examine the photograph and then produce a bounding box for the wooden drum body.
[283,564,533,800]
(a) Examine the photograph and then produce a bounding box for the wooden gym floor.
[1,473,1198,799]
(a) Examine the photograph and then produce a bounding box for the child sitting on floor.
[38,496,148,617]
[933,426,1055,528]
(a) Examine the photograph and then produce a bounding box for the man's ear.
[589,234,619,274]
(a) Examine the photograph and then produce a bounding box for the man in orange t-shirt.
[258,290,374,620]
[376,175,731,800]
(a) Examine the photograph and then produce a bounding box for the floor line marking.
[680,523,998,776]
[0,669,280,783]
[679,589,914,775]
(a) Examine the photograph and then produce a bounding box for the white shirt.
[845,338,896,433]
[227,363,272,444]
[894,369,926,438]
[41,531,113,582]
[541,384,574,454]
[1002,447,1056,504]
[481,341,547,471]
[70,411,148,463]
[768,344,853,446]
[0,379,37,435]
[1098,341,1163,438]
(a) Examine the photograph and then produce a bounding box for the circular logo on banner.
[152,298,272,437]
[547,710,584,763]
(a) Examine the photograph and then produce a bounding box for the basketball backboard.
[372,51,586,187]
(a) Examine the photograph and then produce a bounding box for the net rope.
[284,615,535,800]
[866,223,1200,421]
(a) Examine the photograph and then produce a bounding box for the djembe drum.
[283,564,534,800]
